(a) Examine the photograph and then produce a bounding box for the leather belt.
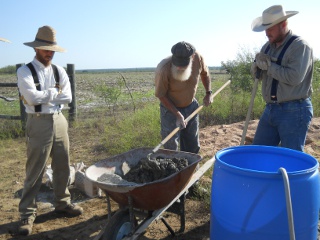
[268,98,306,104]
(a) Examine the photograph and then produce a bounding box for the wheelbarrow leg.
[93,194,112,240]
[107,194,112,221]
[160,217,175,237]
[128,195,137,234]
[178,193,186,233]
[159,192,186,236]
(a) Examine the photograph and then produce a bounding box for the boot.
[55,203,83,216]
[18,217,34,236]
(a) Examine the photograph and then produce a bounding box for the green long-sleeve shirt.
[260,30,314,103]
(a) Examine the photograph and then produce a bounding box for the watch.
[206,90,212,95]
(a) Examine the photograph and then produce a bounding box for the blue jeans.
[253,98,313,151]
[160,100,200,154]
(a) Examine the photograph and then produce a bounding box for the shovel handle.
[211,80,231,99]
[153,105,204,153]
[152,80,231,154]
[240,69,261,145]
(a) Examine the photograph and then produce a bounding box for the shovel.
[148,80,231,159]
[240,69,261,145]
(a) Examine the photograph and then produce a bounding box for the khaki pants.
[19,112,71,219]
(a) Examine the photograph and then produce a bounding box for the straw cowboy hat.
[252,5,298,32]
[0,37,10,43]
[24,25,66,52]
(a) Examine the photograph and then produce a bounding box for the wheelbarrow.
[85,147,215,240]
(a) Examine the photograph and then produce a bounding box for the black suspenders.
[26,63,60,112]
[264,35,298,101]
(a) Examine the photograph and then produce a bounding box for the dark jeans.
[253,98,313,151]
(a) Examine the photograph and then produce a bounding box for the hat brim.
[0,37,10,43]
[24,41,66,52]
[252,11,298,32]
[172,56,191,67]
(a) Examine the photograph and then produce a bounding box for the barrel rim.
[215,145,319,176]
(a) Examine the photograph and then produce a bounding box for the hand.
[176,112,186,129]
[20,95,28,105]
[55,83,62,94]
[203,94,213,107]
[255,53,271,71]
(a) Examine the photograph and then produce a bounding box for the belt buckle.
[36,113,40,117]
[270,96,277,104]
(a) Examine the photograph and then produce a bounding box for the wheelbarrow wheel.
[103,209,136,240]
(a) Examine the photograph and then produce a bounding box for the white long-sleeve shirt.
[17,58,72,114]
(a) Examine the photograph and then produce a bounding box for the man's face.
[265,21,285,44]
[171,61,193,81]
[171,55,194,81]
[35,49,55,66]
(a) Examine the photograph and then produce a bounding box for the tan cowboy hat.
[24,25,66,52]
[252,5,298,32]
[0,37,10,43]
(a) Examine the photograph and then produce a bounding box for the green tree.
[221,47,256,93]
[0,65,16,74]
[94,76,124,115]
[219,46,264,122]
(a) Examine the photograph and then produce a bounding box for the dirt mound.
[199,118,320,160]
[123,157,188,183]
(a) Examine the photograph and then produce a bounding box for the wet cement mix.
[123,156,188,183]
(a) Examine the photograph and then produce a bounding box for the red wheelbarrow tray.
[85,147,202,211]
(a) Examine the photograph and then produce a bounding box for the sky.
[0,0,319,70]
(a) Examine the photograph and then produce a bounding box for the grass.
[102,102,161,155]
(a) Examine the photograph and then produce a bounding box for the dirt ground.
[1,118,320,240]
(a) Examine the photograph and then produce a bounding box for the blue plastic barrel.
[210,145,320,240]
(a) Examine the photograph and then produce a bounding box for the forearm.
[50,81,72,104]
[201,75,211,93]
[18,83,51,106]
[159,96,180,117]
[17,67,72,106]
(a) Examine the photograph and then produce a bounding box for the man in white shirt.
[17,25,83,236]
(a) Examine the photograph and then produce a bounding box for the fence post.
[16,63,26,130]
[67,64,77,122]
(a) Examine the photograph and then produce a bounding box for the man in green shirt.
[251,5,314,151]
